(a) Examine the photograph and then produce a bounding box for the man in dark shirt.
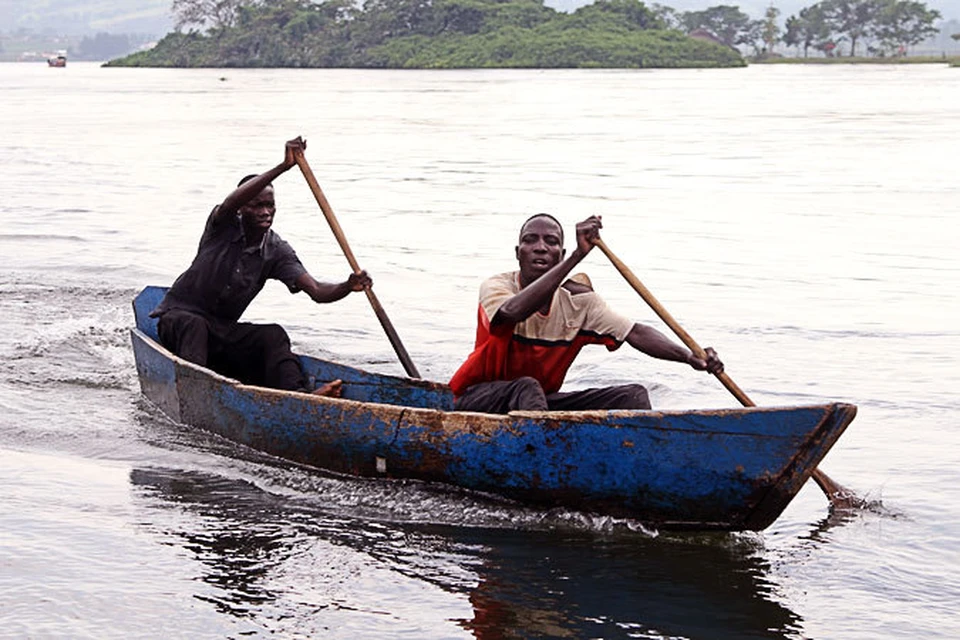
[151,137,370,396]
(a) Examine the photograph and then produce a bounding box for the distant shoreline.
[753,54,959,65]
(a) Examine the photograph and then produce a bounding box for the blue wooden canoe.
[131,286,856,531]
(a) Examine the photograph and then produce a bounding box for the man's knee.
[508,377,548,411]
[157,310,209,362]
[615,383,651,410]
[454,377,547,413]
[512,376,542,394]
[256,323,291,349]
[159,309,205,335]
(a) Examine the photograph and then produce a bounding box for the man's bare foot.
[312,379,343,397]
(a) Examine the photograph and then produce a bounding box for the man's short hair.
[520,213,564,243]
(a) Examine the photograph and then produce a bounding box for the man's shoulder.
[202,205,239,238]
[207,204,234,225]
[485,270,517,283]
[265,229,298,255]
[562,272,594,295]
[481,271,519,290]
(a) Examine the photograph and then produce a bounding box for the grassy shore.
[753,54,960,65]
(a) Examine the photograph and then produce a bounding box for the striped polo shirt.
[449,271,634,396]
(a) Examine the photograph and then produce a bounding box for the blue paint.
[132,286,164,341]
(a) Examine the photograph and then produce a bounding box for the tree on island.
[761,5,781,56]
[680,5,754,49]
[821,0,878,56]
[873,0,941,55]
[782,0,941,57]
[648,3,683,30]
[171,0,246,31]
[783,4,832,57]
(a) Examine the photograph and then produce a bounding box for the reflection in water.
[454,530,803,640]
[130,467,804,639]
[131,469,295,618]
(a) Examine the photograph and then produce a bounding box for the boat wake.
[0,280,138,393]
[827,488,904,522]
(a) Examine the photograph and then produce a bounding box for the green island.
[104,0,743,69]
[100,0,954,69]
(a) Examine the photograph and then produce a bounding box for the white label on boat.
[376,456,387,473]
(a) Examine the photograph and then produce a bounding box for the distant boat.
[47,54,66,67]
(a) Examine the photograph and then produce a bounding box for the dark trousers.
[157,309,307,392]
[453,376,651,413]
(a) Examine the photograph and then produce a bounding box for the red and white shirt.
[449,271,634,396]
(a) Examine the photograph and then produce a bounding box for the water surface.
[1,62,958,639]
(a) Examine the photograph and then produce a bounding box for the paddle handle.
[593,238,850,504]
[593,239,754,406]
[293,152,421,379]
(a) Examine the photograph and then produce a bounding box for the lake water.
[1,61,958,639]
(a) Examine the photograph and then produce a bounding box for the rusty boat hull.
[131,287,856,531]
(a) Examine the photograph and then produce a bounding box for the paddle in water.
[292,149,421,379]
[592,237,864,511]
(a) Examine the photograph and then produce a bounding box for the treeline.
[644,0,943,59]
[105,0,745,68]
[781,0,942,57]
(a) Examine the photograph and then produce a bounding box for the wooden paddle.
[293,151,421,379]
[593,237,858,510]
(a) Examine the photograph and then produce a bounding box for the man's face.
[240,186,276,232]
[516,216,564,285]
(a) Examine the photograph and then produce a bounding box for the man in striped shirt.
[449,214,723,413]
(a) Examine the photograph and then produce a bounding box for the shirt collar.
[238,221,271,255]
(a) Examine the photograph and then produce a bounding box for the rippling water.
[1,61,958,639]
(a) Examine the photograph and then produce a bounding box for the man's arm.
[296,270,372,304]
[215,137,306,220]
[493,216,601,326]
[625,323,724,374]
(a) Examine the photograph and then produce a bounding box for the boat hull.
[131,287,855,530]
